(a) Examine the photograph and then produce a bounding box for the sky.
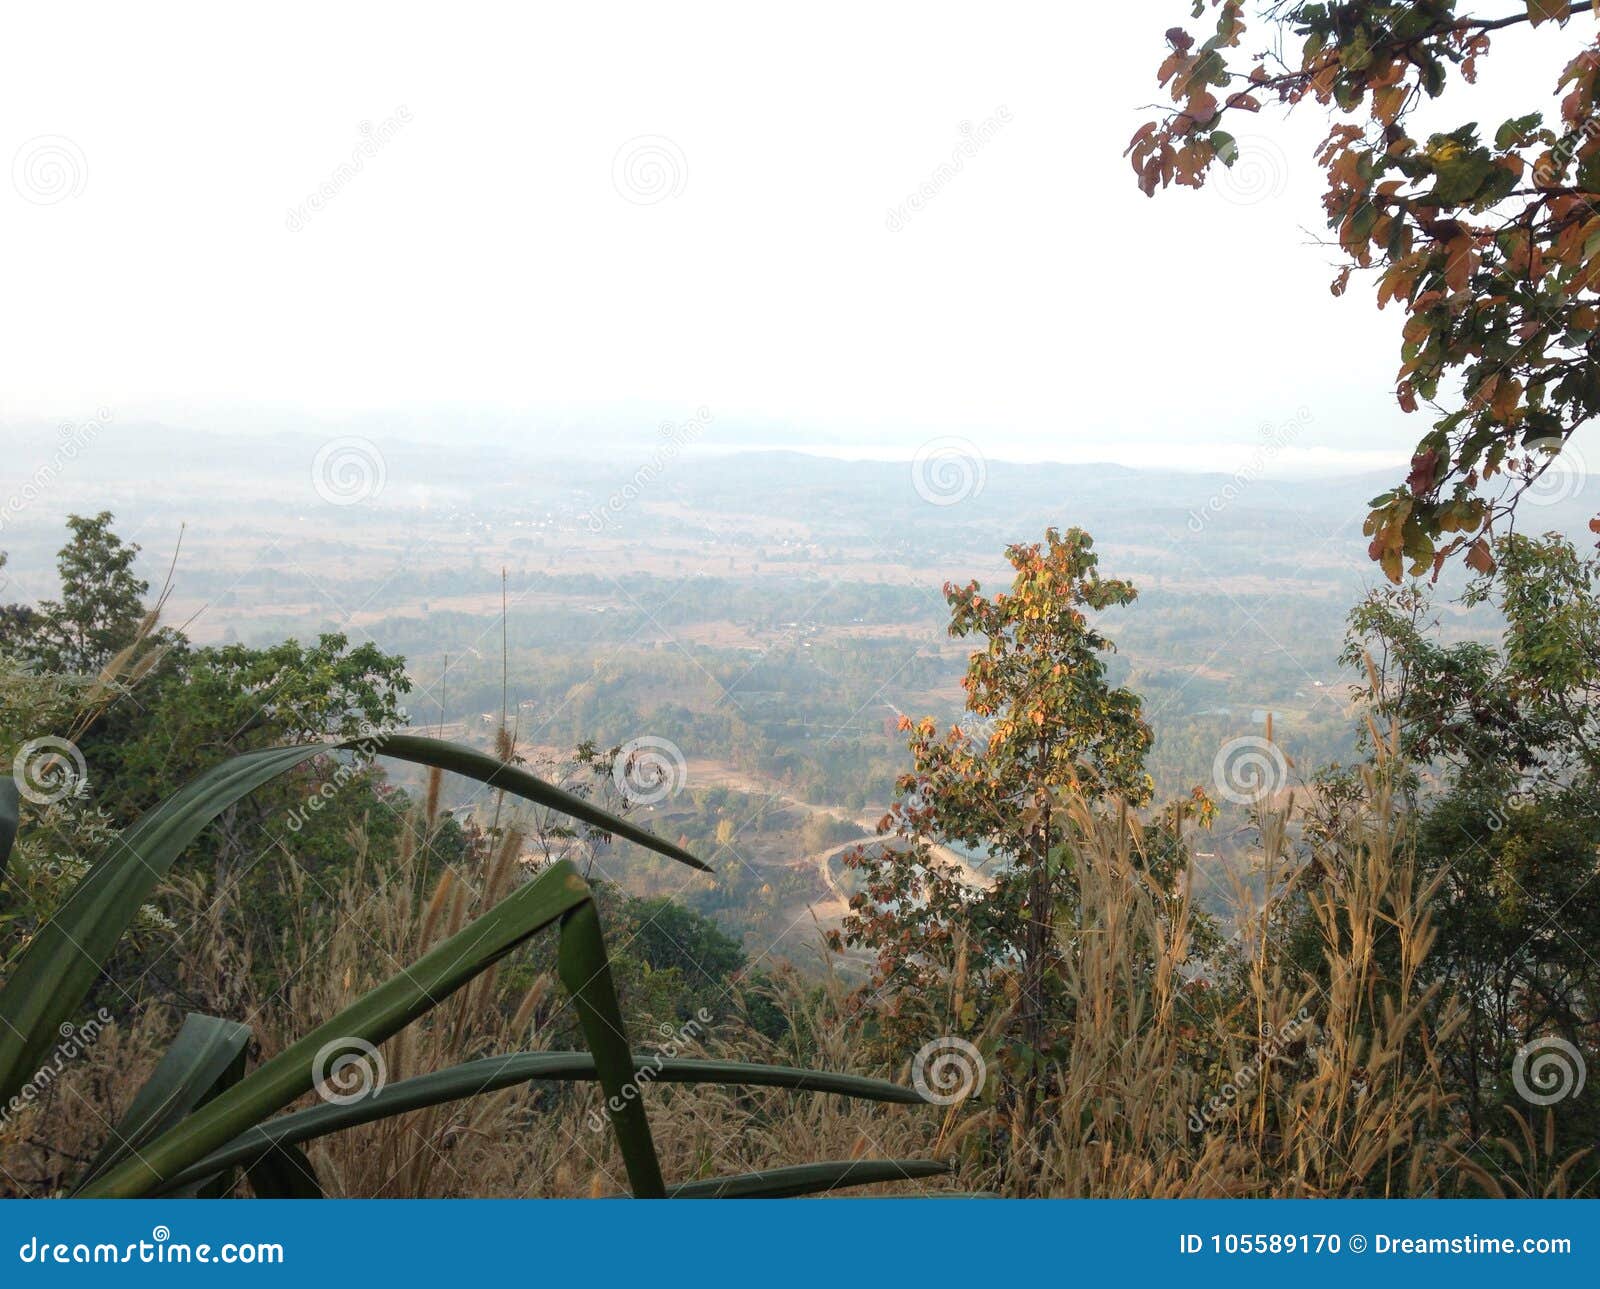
[0,2,1587,475]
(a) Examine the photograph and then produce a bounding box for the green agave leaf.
[367,735,707,872]
[666,1158,952,1199]
[78,860,596,1197]
[243,1142,322,1198]
[72,1013,251,1196]
[158,1053,926,1192]
[0,735,321,1113]
[0,735,705,1110]
[1,743,319,1110]
[558,899,664,1198]
[912,1192,1000,1198]
[0,777,17,881]
[190,1050,250,1200]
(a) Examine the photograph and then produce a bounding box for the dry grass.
[5,735,1573,1199]
[1015,763,1461,1197]
[879,722,1475,1198]
[240,773,947,1198]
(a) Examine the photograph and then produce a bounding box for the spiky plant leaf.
[77,861,597,1197]
[243,1143,323,1198]
[0,735,704,1109]
[72,1013,251,1196]
[368,735,706,871]
[558,899,664,1197]
[158,1053,927,1192]
[667,1159,953,1198]
[0,777,17,880]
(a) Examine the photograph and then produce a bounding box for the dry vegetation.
[8,726,1582,1199]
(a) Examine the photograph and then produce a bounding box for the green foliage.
[23,512,151,673]
[3,515,422,999]
[1338,534,1600,1147]
[1347,532,1600,784]
[0,779,16,880]
[617,894,747,1007]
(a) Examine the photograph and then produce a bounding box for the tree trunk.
[1018,808,1053,1162]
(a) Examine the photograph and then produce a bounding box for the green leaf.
[667,1159,953,1198]
[1429,145,1496,206]
[76,860,596,1197]
[72,1013,252,1195]
[243,1143,323,1198]
[0,777,17,882]
[1495,112,1544,150]
[0,735,705,1112]
[367,735,707,872]
[558,899,664,1198]
[157,1053,927,1192]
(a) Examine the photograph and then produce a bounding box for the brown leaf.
[1407,449,1439,496]
[1465,538,1496,575]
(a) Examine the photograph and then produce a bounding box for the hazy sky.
[1,3,1583,473]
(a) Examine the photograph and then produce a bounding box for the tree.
[28,512,149,672]
[1411,780,1600,1140]
[0,552,39,643]
[7,513,418,995]
[1346,530,1600,785]
[1342,532,1600,1141]
[1133,2,1600,578]
[831,528,1155,1140]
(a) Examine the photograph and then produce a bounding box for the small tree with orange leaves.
[830,528,1156,1143]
